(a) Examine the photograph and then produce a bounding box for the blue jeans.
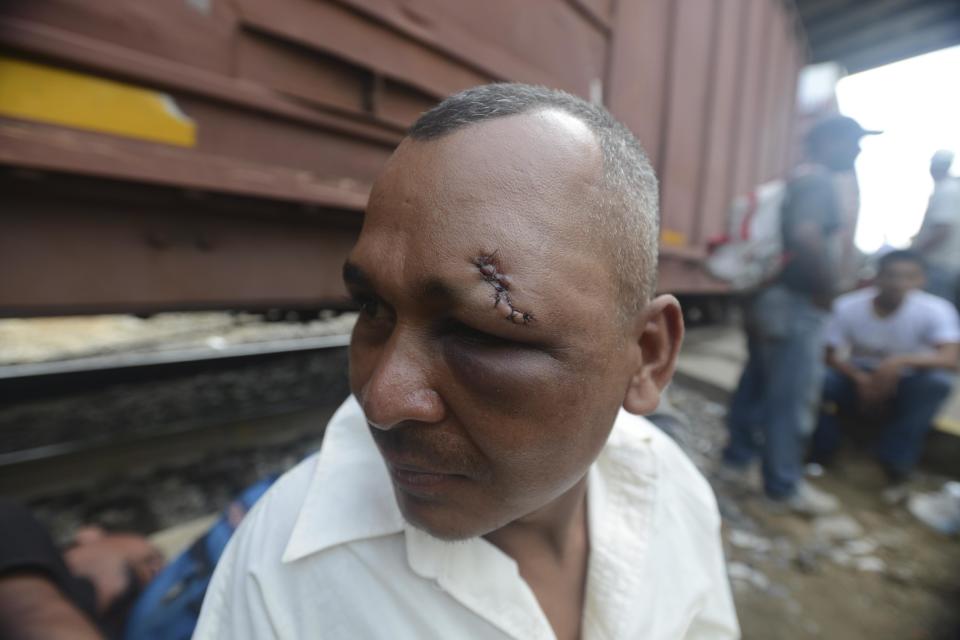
[811,366,954,477]
[723,286,828,498]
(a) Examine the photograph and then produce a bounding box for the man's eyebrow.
[343,258,535,325]
[343,260,463,303]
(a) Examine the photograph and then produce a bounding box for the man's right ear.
[622,295,684,416]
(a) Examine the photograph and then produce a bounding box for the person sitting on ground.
[0,499,164,640]
[194,84,739,639]
[809,250,960,487]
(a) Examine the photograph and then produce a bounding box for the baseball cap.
[806,115,882,143]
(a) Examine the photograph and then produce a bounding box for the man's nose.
[359,332,444,430]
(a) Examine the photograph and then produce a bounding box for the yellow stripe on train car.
[660,228,688,247]
[0,56,196,147]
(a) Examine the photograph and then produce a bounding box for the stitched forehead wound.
[473,253,534,325]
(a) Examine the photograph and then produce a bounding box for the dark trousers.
[810,366,954,477]
[723,286,827,499]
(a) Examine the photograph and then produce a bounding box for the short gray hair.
[408,83,659,316]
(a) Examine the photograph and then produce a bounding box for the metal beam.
[838,21,960,72]
[797,0,866,24]
[806,0,953,44]
[796,0,960,71]
[0,121,372,210]
[811,2,960,63]
[0,172,362,317]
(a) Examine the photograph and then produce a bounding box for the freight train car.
[0,0,804,317]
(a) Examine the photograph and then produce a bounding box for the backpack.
[122,475,278,640]
[705,180,787,291]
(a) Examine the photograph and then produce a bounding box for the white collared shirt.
[194,397,739,639]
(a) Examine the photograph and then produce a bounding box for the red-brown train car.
[0,0,805,317]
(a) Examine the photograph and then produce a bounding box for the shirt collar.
[282,395,404,563]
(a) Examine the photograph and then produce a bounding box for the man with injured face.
[194,84,739,640]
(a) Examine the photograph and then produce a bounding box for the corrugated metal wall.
[0,0,805,315]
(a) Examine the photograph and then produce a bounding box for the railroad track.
[0,335,352,494]
[0,333,350,399]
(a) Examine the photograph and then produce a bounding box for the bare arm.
[0,574,103,640]
[863,343,959,405]
[884,342,960,372]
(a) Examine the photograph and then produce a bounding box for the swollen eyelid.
[458,328,506,346]
[350,292,381,317]
[444,320,516,348]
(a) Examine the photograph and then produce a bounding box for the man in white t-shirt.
[913,150,960,305]
[194,85,739,639]
[810,250,960,483]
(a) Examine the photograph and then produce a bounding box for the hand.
[853,374,885,412]
[64,527,164,615]
[872,359,903,398]
[856,361,901,412]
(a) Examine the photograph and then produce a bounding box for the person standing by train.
[912,150,960,307]
[720,116,879,515]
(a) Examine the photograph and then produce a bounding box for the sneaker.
[804,463,825,478]
[907,482,960,535]
[771,482,840,517]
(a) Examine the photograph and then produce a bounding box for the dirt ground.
[665,383,960,640]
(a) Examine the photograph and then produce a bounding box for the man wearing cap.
[913,150,960,306]
[721,115,879,515]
